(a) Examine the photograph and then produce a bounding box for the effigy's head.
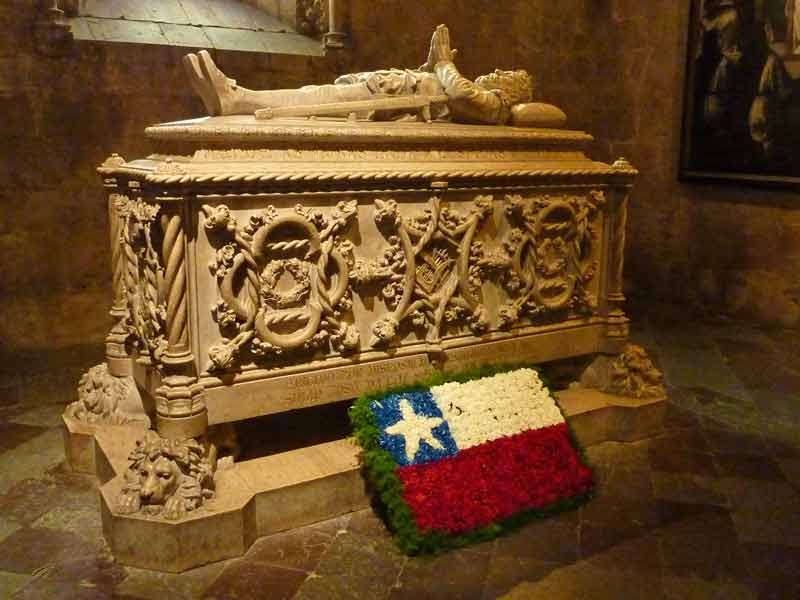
[475,69,533,105]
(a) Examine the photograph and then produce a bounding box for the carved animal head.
[76,364,125,416]
[475,69,533,105]
[137,454,182,505]
[125,431,214,509]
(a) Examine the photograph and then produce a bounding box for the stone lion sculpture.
[117,431,216,520]
[64,363,150,426]
[579,344,666,399]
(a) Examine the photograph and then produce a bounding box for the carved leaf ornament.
[203,192,603,370]
[119,197,168,361]
[203,201,358,370]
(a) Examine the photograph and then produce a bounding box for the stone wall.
[1,0,798,352]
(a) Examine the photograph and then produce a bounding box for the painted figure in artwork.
[183,24,566,128]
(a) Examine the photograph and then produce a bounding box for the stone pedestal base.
[555,387,667,446]
[96,433,369,572]
[77,386,666,572]
[62,416,148,474]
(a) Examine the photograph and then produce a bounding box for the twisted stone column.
[156,201,207,440]
[602,158,637,353]
[105,191,135,377]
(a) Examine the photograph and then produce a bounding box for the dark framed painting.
[681,0,800,187]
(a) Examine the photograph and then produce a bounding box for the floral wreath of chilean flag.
[351,368,594,552]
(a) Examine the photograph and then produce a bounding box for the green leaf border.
[348,363,595,555]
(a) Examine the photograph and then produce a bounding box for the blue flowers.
[371,391,458,466]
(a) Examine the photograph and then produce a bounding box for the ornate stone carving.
[608,345,665,398]
[203,201,358,370]
[352,195,493,346]
[482,192,603,327]
[120,197,168,362]
[580,344,666,399]
[64,364,150,426]
[297,0,328,37]
[117,431,215,520]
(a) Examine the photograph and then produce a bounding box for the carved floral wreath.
[260,258,311,308]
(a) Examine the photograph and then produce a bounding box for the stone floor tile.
[0,517,21,543]
[701,424,771,456]
[243,516,347,571]
[658,510,748,580]
[0,431,69,494]
[583,532,662,574]
[293,530,404,600]
[32,500,104,546]
[740,543,800,599]
[482,556,562,599]
[0,570,33,598]
[646,428,711,453]
[648,447,718,477]
[9,403,65,428]
[585,440,651,468]
[714,454,787,481]
[778,457,800,489]
[495,561,666,600]
[389,546,491,600]
[730,508,800,547]
[203,560,308,600]
[661,575,756,600]
[113,561,229,600]
[0,477,65,524]
[0,422,47,452]
[714,336,781,388]
[652,472,728,507]
[495,511,578,564]
[581,495,662,533]
[12,551,125,600]
[347,507,392,541]
[591,463,654,501]
[0,526,100,574]
[653,340,750,401]
[662,401,702,430]
[713,477,800,513]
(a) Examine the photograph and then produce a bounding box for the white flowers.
[431,369,563,450]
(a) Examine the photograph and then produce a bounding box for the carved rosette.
[203,201,359,371]
[352,195,494,346]
[117,430,215,520]
[120,198,168,362]
[483,192,603,328]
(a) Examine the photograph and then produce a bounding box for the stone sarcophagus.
[77,116,664,572]
[97,117,637,439]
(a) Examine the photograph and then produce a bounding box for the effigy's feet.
[182,52,220,116]
[197,50,240,116]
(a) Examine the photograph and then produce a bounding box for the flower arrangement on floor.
[349,365,594,554]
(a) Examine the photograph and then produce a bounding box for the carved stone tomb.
[68,116,665,571]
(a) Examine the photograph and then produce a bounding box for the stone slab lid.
[144,116,596,150]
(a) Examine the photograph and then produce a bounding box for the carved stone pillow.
[510,103,567,129]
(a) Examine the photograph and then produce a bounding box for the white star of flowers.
[385,398,445,463]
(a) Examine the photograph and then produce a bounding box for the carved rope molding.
[130,167,637,187]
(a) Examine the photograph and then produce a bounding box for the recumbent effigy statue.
[183,24,567,127]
